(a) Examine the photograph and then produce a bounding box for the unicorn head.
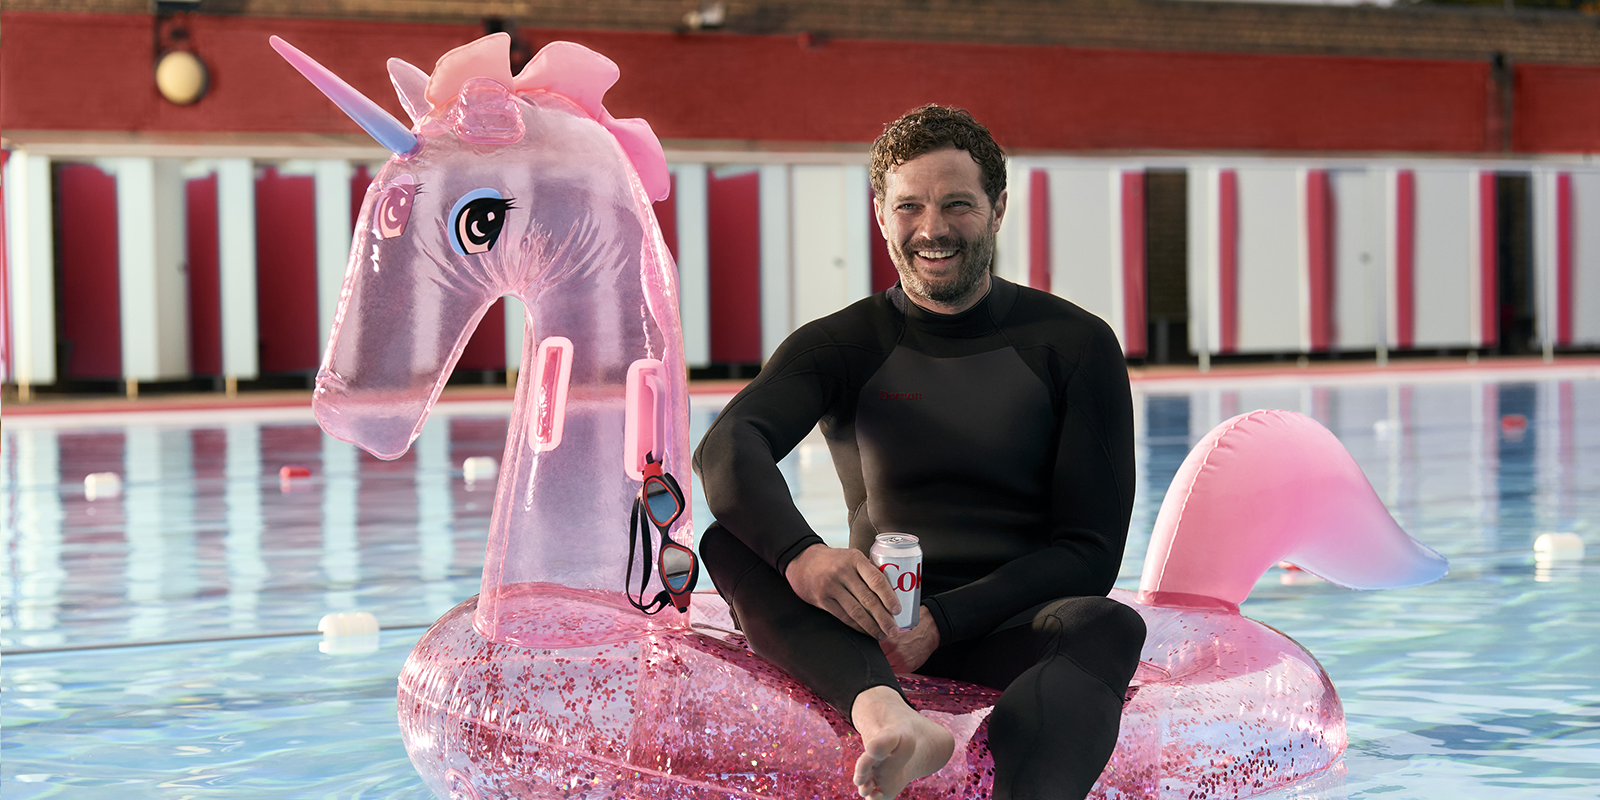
[275,34,689,647]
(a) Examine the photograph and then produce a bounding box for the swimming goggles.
[626,453,698,614]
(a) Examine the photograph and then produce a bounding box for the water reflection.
[3,378,1597,650]
[1,373,1598,798]
[1142,394,1191,511]
[225,421,267,632]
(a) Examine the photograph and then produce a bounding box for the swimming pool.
[4,363,1598,799]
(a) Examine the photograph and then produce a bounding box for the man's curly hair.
[869,105,1006,206]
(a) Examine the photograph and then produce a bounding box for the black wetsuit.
[694,276,1146,800]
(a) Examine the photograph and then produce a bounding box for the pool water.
[4,365,1598,799]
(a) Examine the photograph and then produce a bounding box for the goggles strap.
[626,499,649,608]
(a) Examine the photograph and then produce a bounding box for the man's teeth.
[918,250,957,259]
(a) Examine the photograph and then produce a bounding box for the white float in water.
[318,611,379,655]
[462,456,498,484]
[1534,532,1585,564]
[84,472,122,500]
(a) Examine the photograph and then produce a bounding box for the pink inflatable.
[275,34,1447,800]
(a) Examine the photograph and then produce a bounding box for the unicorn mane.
[400,33,669,202]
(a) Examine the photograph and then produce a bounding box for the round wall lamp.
[155,50,209,105]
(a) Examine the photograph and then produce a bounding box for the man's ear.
[872,195,888,234]
[991,189,1008,233]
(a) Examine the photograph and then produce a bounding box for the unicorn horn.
[270,36,419,156]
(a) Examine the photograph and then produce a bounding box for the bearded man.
[694,105,1146,800]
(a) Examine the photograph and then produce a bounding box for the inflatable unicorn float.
[273,34,1448,800]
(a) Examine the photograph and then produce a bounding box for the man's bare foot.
[850,686,955,800]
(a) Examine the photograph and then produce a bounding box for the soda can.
[870,533,922,631]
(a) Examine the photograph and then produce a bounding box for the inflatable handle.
[531,337,573,453]
[624,359,667,479]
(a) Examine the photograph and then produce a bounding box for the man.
[694,105,1145,800]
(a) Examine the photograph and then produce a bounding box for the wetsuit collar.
[887,276,1019,338]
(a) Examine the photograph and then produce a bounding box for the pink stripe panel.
[351,165,374,229]
[869,185,899,293]
[1218,170,1238,354]
[254,167,319,375]
[57,163,123,379]
[1120,171,1147,357]
[707,169,762,364]
[1028,170,1050,293]
[0,150,10,380]
[1305,170,1333,351]
[454,300,506,372]
[1479,172,1498,348]
[1395,170,1416,350]
[1557,173,1573,346]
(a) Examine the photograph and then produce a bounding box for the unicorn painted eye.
[374,176,419,239]
[449,188,514,256]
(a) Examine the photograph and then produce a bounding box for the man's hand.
[785,543,901,640]
[880,607,939,673]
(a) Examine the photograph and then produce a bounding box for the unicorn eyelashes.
[447,188,514,255]
[374,176,419,240]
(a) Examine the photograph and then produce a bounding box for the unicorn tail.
[1136,409,1447,612]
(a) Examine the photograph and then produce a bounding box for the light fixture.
[684,2,726,30]
[155,49,208,105]
[153,0,207,106]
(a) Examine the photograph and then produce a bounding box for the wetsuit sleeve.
[693,326,844,575]
[922,325,1136,644]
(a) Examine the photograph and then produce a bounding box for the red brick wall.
[5,11,1596,154]
[1515,64,1600,153]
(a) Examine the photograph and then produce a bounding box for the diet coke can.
[870,533,923,631]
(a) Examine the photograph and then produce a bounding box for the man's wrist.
[783,542,828,577]
[775,536,828,577]
[922,597,955,645]
[920,606,939,645]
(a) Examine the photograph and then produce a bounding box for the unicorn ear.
[427,34,515,109]
[387,58,432,123]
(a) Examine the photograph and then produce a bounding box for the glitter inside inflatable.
[276,34,1448,800]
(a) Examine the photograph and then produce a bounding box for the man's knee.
[1035,596,1147,693]
[698,523,819,634]
[698,523,759,586]
[697,522,737,565]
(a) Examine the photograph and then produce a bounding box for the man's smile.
[904,237,965,269]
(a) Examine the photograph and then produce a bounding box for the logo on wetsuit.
[878,391,923,400]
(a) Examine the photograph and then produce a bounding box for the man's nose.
[914,209,952,240]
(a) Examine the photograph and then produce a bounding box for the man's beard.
[889,225,996,307]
